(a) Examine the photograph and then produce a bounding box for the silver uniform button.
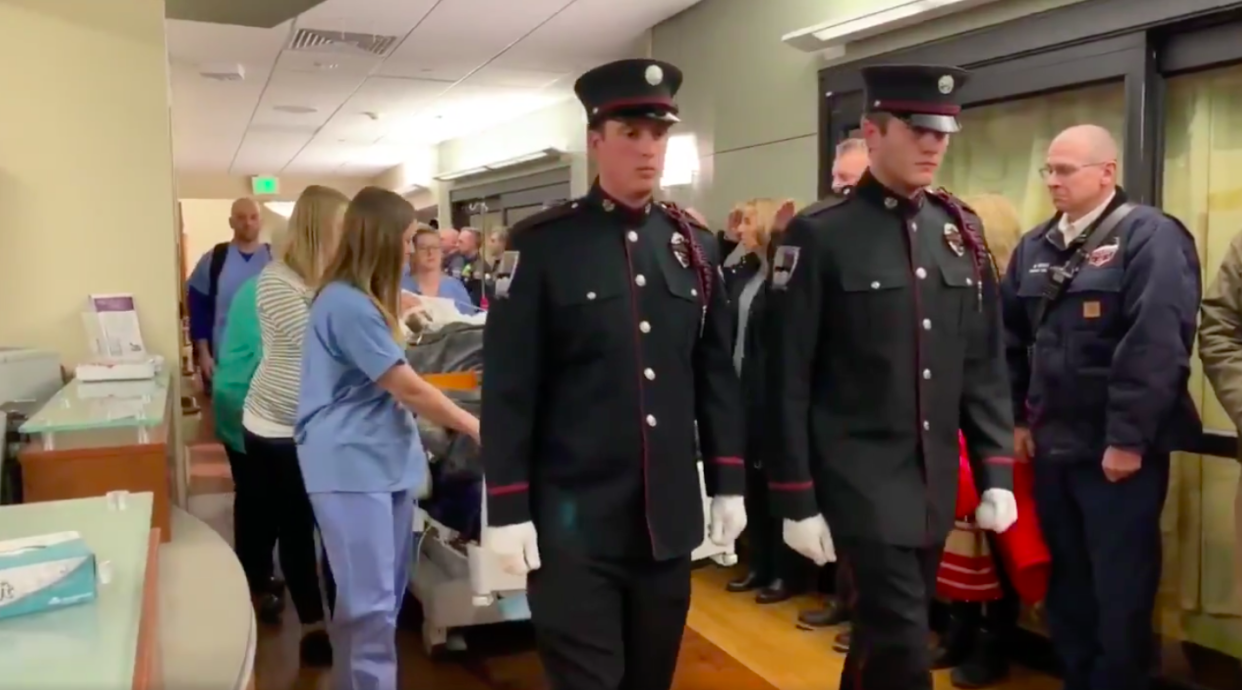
[644,368,655,381]
[870,281,881,289]
[627,230,638,243]
[646,415,657,427]
[923,369,931,380]
[922,319,931,330]
[587,292,597,300]
[640,321,651,333]
[923,421,930,431]
[690,288,697,297]
[916,267,927,279]
[966,278,974,286]
[636,274,647,287]
[911,222,918,232]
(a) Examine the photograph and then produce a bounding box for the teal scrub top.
[211,277,261,453]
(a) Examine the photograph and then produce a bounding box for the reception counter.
[0,494,255,690]
[17,374,174,542]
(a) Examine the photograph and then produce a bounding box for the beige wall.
[176,172,376,201]
[0,0,179,366]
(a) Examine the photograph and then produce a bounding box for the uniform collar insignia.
[855,170,924,216]
[587,180,652,226]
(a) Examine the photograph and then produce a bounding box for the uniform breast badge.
[1087,239,1120,268]
[943,223,966,257]
[771,245,800,290]
[494,251,520,299]
[670,233,691,268]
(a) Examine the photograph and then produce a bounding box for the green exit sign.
[251,176,279,196]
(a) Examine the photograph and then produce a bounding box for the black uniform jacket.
[481,183,746,561]
[766,172,1015,547]
[1002,191,1201,461]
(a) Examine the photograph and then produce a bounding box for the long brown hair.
[283,185,349,285]
[320,186,415,339]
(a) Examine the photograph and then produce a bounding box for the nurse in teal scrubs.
[296,186,480,690]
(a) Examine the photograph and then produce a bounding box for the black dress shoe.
[266,576,286,597]
[726,571,767,593]
[299,629,334,668]
[755,579,794,604]
[950,629,1009,687]
[833,630,851,653]
[254,592,285,626]
[798,600,850,627]
[932,613,974,670]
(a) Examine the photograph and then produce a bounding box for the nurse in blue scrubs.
[296,186,481,690]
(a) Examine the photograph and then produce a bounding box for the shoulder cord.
[931,189,996,309]
[660,202,713,307]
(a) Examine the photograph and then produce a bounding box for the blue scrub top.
[401,266,476,314]
[295,282,427,495]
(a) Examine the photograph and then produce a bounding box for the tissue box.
[0,531,97,621]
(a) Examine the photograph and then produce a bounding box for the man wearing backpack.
[185,197,272,392]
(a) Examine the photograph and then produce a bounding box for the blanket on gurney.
[408,322,485,542]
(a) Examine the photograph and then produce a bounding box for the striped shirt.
[243,261,313,438]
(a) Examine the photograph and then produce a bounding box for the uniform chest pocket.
[936,258,976,335]
[836,269,911,340]
[547,277,626,358]
[1065,267,1123,332]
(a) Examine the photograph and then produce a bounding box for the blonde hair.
[320,186,415,340]
[282,185,349,286]
[965,193,1022,274]
[740,197,795,249]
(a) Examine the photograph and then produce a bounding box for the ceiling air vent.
[289,28,400,58]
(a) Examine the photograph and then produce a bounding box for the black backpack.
[207,242,270,303]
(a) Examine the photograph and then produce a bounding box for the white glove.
[976,489,1018,533]
[708,495,747,546]
[483,522,542,576]
[782,515,835,566]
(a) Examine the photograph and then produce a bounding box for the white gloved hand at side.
[976,488,1018,533]
[483,522,542,576]
[708,495,747,545]
[782,515,836,566]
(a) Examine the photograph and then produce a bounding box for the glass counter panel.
[20,373,169,451]
[0,493,154,688]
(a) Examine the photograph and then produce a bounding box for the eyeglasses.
[414,245,442,254]
[1038,161,1110,179]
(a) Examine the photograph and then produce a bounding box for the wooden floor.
[185,403,1057,690]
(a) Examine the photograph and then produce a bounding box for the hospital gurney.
[407,329,737,656]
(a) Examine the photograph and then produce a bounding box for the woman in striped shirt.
[243,184,348,667]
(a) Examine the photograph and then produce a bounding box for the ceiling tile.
[377,0,570,77]
[274,49,382,76]
[466,65,569,89]
[232,127,318,175]
[293,0,442,37]
[165,19,290,66]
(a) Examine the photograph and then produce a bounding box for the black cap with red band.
[574,59,683,125]
[861,64,970,134]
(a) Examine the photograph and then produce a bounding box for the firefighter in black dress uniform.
[766,65,1021,690]
[479,58,748,690]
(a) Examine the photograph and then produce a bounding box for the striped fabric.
[937,520,1003,602]
[244,261,312,433]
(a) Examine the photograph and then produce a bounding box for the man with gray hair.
[832,137,869,193]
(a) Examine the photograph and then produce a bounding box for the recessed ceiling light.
[313,61,340,70]
[274,105,318,114]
